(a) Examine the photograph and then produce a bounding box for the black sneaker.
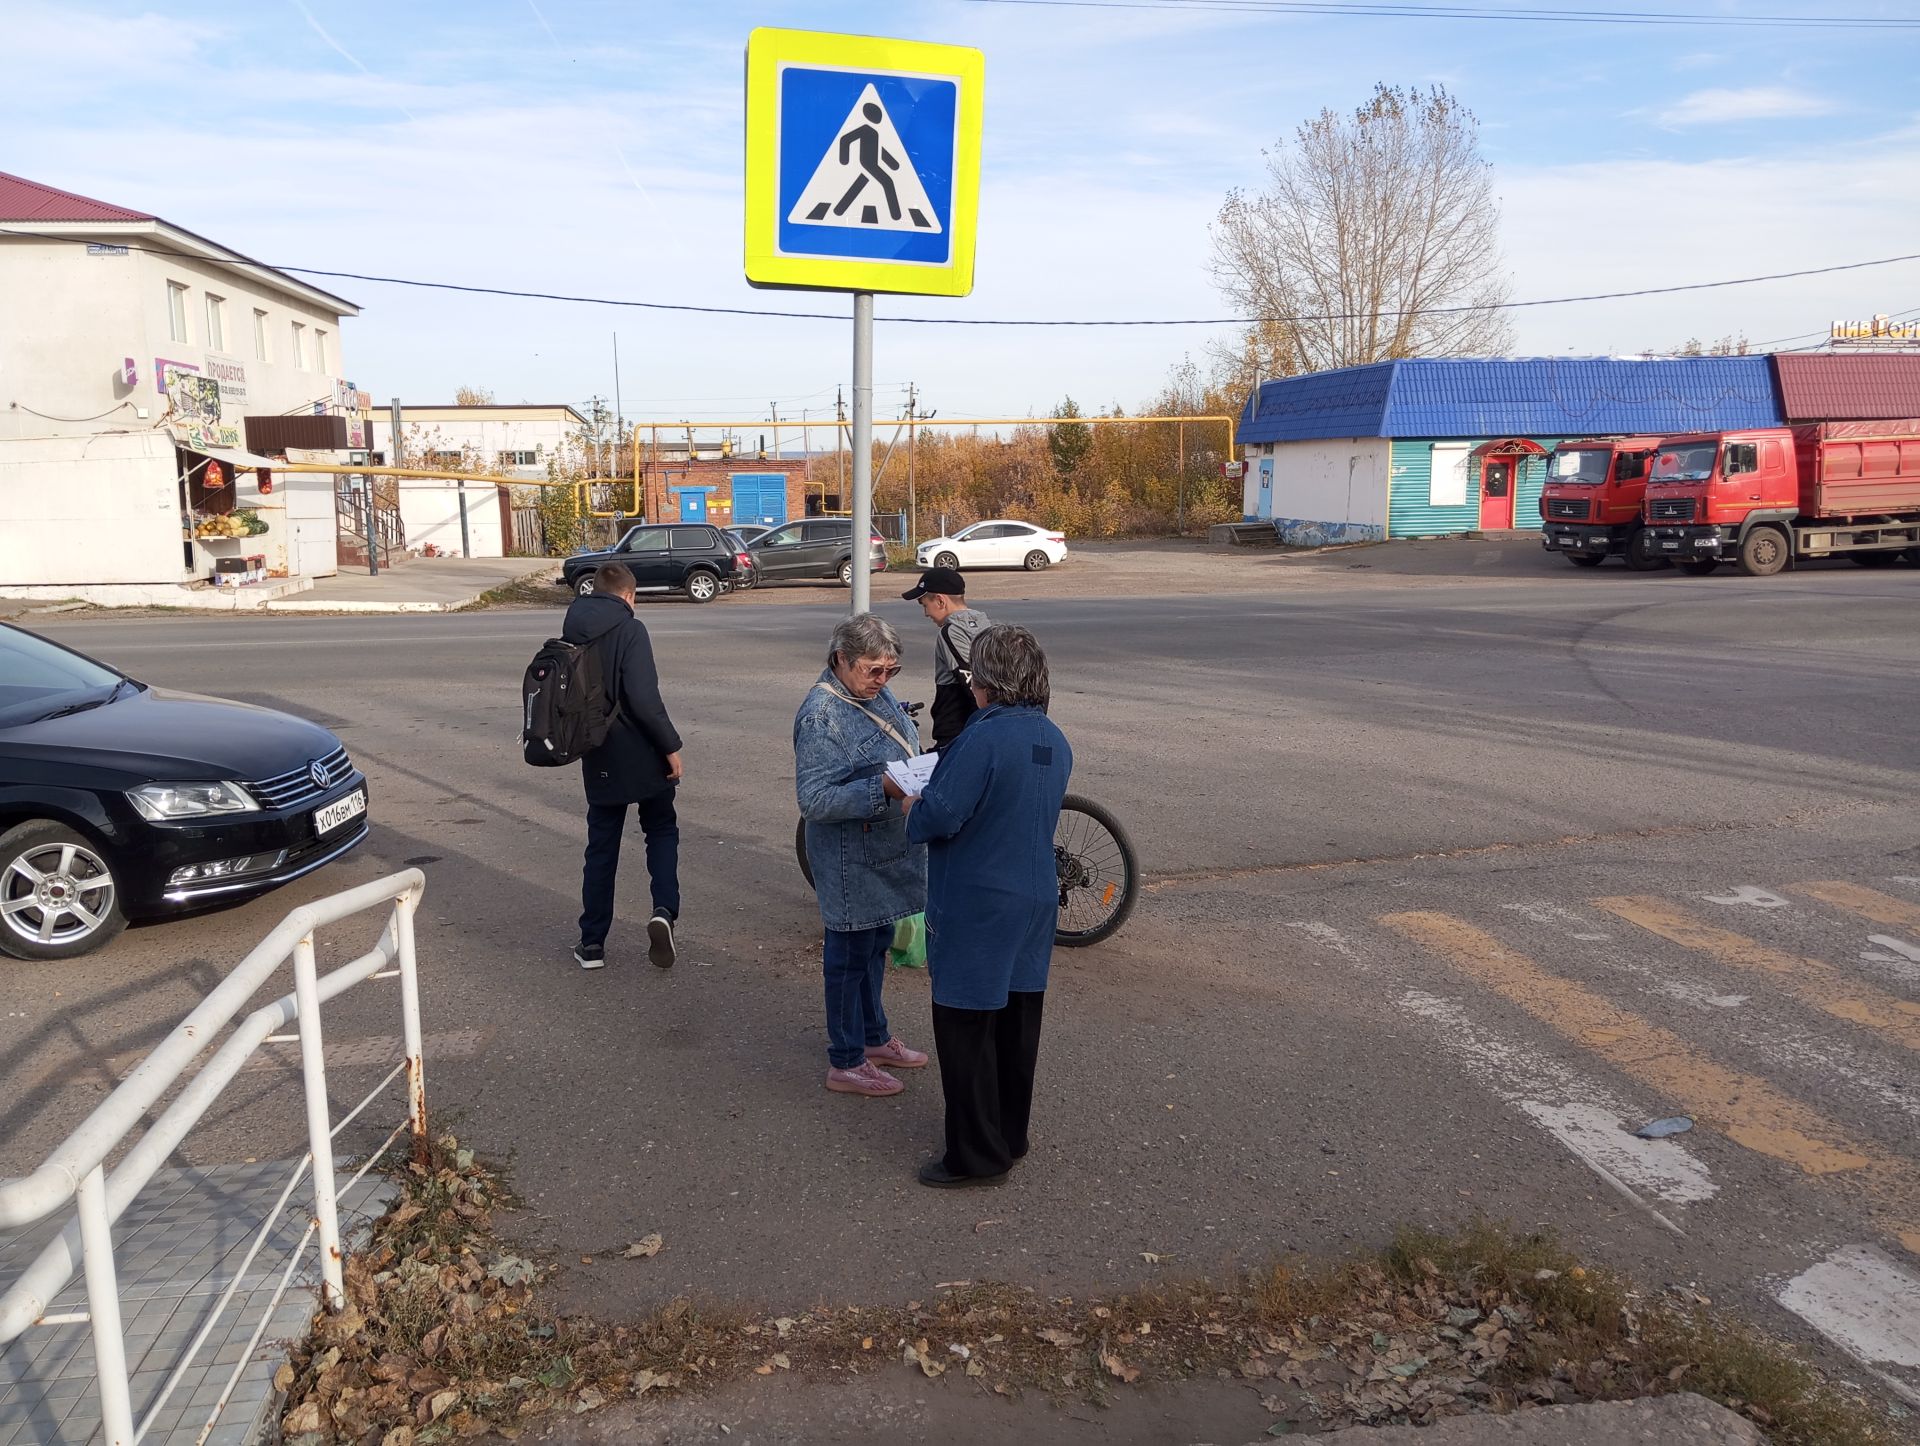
[574,943,605,971]
[647,913,676,970]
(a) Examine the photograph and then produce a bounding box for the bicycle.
[792,703,1139,947]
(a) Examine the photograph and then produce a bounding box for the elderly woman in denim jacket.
[794,613,930,1097]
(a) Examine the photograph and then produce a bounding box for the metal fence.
[0,870,429,1445]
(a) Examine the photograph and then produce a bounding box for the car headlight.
[127,781,260,820]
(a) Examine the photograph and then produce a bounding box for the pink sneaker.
[865,1037,928,1070]
[826,1061,904,1097]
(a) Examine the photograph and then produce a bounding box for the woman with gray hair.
[905,625,1072,1185]
[793,613,929,1097]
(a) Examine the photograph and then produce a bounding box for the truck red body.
[1641,421,1920,575]
[1538,436,1664,568]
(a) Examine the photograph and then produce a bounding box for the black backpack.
[521,634,619,767]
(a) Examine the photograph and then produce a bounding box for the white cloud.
[1657,87,1835,128]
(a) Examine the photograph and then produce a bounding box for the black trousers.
[578,791,679,949]
[931,991,1045,1178]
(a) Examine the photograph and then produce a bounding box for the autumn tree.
[453,385,496,406]
[1047,397,1093,482]
[1210,84,1514,374]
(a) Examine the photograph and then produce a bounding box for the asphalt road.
[6,542,1918,1409]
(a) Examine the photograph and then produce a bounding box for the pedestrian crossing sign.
[745,28,983,297]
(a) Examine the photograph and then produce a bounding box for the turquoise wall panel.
[1388,438,1564,537]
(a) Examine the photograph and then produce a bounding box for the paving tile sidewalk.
[0,1160,394,1446]
[266,557,557,613]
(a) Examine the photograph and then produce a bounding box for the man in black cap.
[901,566,991,751]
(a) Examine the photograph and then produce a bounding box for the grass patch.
[464,573,566,611]
[277,1138,1900,1444]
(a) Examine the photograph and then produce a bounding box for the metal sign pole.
[850,291,874,614]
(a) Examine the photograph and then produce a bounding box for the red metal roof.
[1774,353,1920,421]
[0,171,153,224]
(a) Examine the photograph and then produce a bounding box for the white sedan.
[916,520,1069,572]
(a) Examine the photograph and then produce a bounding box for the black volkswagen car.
[0,622,369,960]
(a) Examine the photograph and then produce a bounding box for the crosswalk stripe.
[1794,880,1920,932]
[1381,910,1920,1255]
[1593,895,1920,1055]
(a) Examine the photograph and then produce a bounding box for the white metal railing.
[0,868,428,1445]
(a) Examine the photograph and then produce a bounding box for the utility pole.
[1177,420,1186,536]
[612,334,625,501]
[770,402,779,466]
[904,383,917,547]
[835,386,846,510]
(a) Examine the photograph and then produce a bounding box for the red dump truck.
[1641,421,1920,576]
[1538,436,1665,568]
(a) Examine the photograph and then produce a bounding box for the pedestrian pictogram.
[744,28,983,297]
[788,85,943,234]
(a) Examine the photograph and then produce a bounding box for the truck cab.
[1642,429,1799,575]
[1539,437,1663,568]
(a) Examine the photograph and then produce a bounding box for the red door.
[1480,459,1515,529]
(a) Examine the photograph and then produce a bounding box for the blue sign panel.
[775,66,957,268]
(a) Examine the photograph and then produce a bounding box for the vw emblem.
[309,759,330,789]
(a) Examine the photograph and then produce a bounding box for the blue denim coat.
[907,704,1072,1009]
[794,670,928,932]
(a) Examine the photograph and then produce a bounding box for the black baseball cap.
[901,566,966,601]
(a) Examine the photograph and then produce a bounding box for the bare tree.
[453,384,496,406]
[1210,85,1513,374]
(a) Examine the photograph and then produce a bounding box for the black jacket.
[561,593,682,805]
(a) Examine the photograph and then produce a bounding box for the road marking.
[1860,935,1920,985]
[1400,989,1711,1221]
[1702,886,1789,909]
[1593,896,1920,1055]
[1796,880,1920,931]
[1284,921,1368,968]
[1777,1245,1920,1407]
[1383,910,1875,1178]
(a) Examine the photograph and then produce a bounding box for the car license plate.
[1660,540,1679,551]
[314,789,367,835]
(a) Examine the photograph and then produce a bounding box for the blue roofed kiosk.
[1236,357,1784,544]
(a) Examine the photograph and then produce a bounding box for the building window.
[204,294,225,352]
[313,328,328,373]
[290,321,306,369]
[499,450,539,467]
[253,308,269,361]
[167,282,189,343]
[424,449,464,468]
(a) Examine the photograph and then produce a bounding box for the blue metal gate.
[729,472,789,527]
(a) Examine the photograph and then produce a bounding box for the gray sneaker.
[647,913,676,970]
[574,943,605,971]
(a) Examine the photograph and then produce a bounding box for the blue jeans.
[823,924,893,1069]
[578,792,679,950]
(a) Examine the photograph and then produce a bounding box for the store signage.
[1830,314,1920,345]
[164,362,242,450]
[206,357,248,406]
[154,356,197,395]
[86,243,129,256]
[121,357,138,387]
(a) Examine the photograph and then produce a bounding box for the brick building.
[638,456,825,529]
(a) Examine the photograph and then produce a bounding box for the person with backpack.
[531,561,683,971]
[900,566,990,750]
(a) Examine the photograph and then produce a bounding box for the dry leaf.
[936,1280,972,1289]
[774,1316,795,1337]
[1141,1252,1164,1264]
[623,1234,664,1260]
[283,1403,323,1435]
[273,1363,295,1392]
[632,1369,672,1395]
[861,1337,874,1351]
[966,1358,985,1378]
[772,1353,791,1370]
[572,1386,606,1414]
[1036,1328,1083,1349]
[428,1389,460,1421]
[1100,1348,1141,1384]
[754,1365,773,1376]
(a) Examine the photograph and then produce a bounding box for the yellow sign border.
[744,28,983,297]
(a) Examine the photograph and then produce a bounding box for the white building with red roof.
[0,172,363,595]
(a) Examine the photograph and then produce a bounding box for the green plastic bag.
[889,912,927,969]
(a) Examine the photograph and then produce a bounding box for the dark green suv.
[561,524,749,604]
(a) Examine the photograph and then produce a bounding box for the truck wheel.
[1679,559,1719,576]
[1737,526,1791,577]
[1564,553,1605,568]
[1847,551,1900,568]
[1624,529,1669,572]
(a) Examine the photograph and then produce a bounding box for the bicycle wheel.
[1053,794,1137,947]
[795,816,815,890]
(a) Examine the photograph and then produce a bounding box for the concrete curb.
[262,563,559,614]
[1261,1393,1765,1445]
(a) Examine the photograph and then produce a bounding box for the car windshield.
[1652,443,1718,483]
[0,627,128,728]
[1549,450,1612,485]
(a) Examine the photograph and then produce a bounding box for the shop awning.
[1468,438,1548,460]
[197,444,281,472]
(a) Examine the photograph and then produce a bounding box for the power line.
[5,224,1916,328]
[964,0,1920,28]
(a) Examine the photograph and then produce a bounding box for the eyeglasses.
[853,661,902,681]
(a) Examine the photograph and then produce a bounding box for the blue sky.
[7,0,1919,426]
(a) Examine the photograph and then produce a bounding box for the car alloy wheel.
[686,570,719,603]
[574,572,597,597]
[0,822,126,959]
[935,551,958,569]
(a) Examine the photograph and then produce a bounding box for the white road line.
[1860,934,1920,985]
[1777,1245,1920,1407]
[1398,989,1712,1226]
[1285,921,1368,968]
[1702,886,1790,909]
[1500,901,1607,937]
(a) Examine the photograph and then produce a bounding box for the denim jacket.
[793,669,928,932]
